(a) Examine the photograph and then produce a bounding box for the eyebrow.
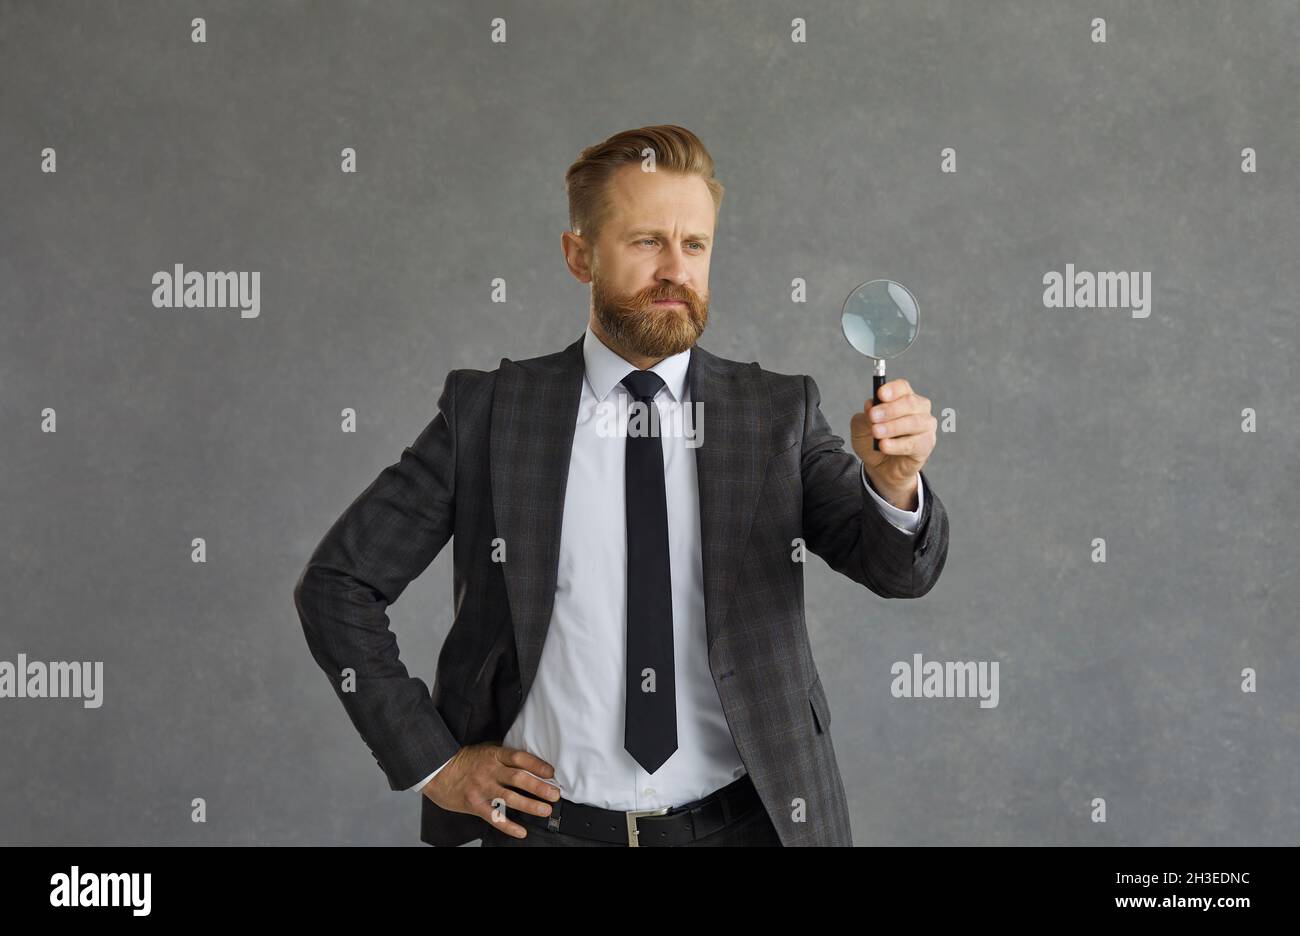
[627,229,711,243]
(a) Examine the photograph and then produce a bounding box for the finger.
[477,784,556,839]
[878,427,935,457]
[867,390,927,424]
[495,784,557,819]
[872,413,934,440]
[500,746,556,779]
[876,378,912,402]
[502,767,562,803]
[477,798,529,839]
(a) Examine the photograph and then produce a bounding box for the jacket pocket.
[808,676,831,734]
[768,443,802,485]
[436,685,474,741]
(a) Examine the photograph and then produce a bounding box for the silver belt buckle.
[625,806,672,847]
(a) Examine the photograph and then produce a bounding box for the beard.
[591,270,708,359]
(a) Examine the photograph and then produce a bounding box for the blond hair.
[564,124,725,246]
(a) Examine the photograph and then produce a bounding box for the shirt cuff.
[408,752,456,793]
[861,464,924,535]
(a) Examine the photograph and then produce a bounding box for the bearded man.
[295,124,949,847]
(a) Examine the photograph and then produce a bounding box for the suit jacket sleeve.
[294,369,463,791]
[799,374,949,599]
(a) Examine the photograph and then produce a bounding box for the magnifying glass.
[840,279,920,450]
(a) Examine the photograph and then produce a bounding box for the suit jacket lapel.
[689,346,769,652]
[491,333,586,698]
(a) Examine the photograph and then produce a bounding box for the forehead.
[603,164,715,230]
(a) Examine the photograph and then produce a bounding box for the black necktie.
[620,369,678,774]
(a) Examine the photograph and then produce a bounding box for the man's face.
[579,165,714,359]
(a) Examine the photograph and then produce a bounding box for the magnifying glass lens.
[841,281,918,359]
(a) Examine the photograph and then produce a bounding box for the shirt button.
[643,787,655,797]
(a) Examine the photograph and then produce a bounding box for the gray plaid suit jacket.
[294,331,949,846]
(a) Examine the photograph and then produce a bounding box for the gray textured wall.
[2,0,1296,845]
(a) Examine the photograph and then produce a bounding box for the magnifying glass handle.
[872,371,887,451]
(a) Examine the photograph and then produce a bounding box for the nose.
[656,243,691,286]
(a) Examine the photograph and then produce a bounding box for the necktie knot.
[620,369,666,403]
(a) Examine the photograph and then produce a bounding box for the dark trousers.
[478,796,783,847]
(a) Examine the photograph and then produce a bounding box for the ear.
[561,230,593,284]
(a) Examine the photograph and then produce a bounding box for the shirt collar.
[583,323,691,403]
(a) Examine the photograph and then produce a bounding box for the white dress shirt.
[410,326,925,805]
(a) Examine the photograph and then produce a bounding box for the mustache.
[640,287,701,306]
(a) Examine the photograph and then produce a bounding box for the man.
[294,125,949,847]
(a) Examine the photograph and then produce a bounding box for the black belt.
[508,772,762,846]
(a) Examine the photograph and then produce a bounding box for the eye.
[639,238,657,247]
[688,242,705,251]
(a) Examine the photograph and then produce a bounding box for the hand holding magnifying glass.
[840,279,938,507]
